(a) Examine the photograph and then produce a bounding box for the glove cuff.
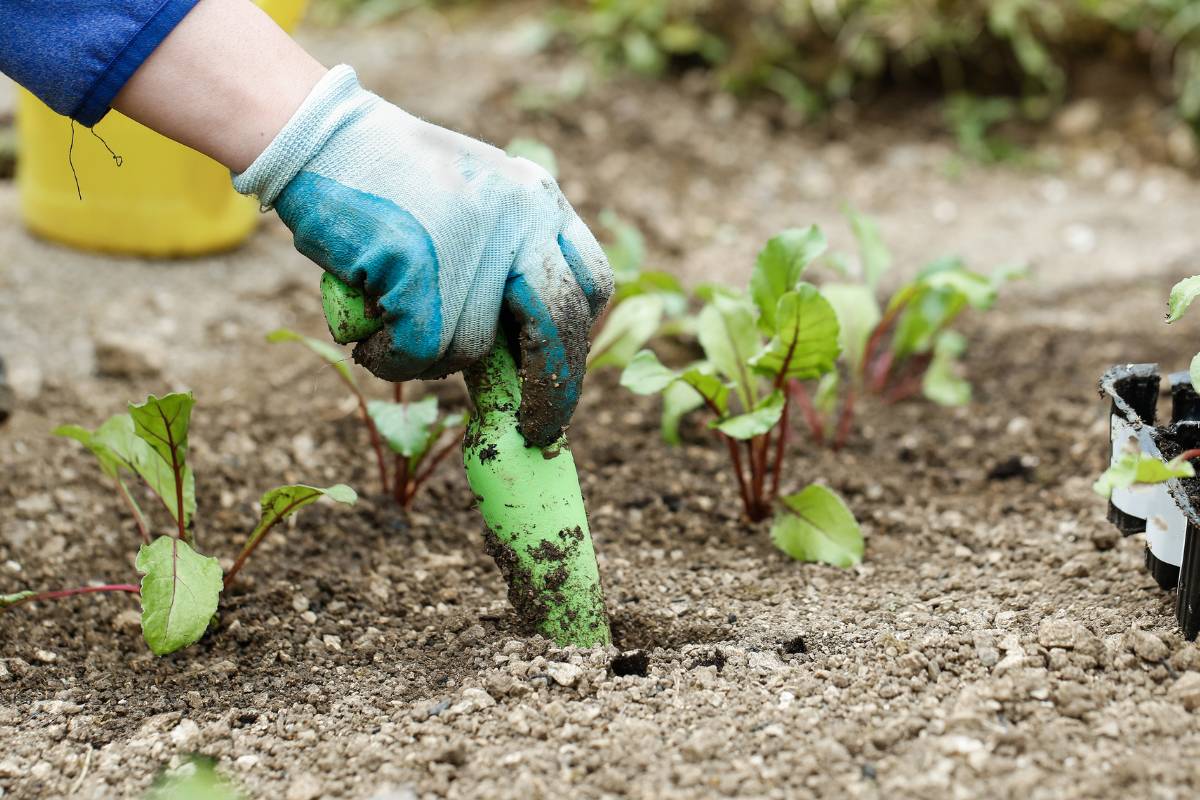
[232,64,371,207]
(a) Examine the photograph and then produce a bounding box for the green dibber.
[319,275,611,646]
[321,272,382,345]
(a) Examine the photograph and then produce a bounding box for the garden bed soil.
[5,7,1200,799]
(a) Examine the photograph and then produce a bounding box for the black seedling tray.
[1101,364,1200,639]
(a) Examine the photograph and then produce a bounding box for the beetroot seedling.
[1167,275,1200,393]
[2,391,355,655]
[269,328,465,506]
[1094,448,1198,497]
[809,208,1023,448]
[367,395,466,506]
[622,228,863,565]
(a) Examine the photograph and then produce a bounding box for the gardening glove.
[233,65,613,447]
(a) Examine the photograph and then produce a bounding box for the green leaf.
[1093,452,1196,498]
[771,484,864,567]
[659,312,699,341]
[845,207,891,288]
[54,423,124,479]
[146,758,245,800]
[750,226,827,331]
[820,283,880,372]
[693,282,741,304]
[589,294,666,370]
[915,255,967,280]
[615,270,686,301]
[99,414,193,527]
[888,257,1009,360]
[1168,275,1200,323]
[884,278,923,317]
[239,484,357,564]
[505,138,558,178]
[678,366,731,415]
[599,209,646,284]
[922,331,972,406]
[890,284,968,358]
[129,392,194,472]
[711,389,785,439]
[60,410,195,532]
[749,285,841,381]
[660,380,704,445]
[621,353,722,443]
[620,349,679,395]
[128,394,197,528]
[613,270,689,319]
[368,397,440,458]
[1191,351,1200,395]
[267,329,357,387]
[56,416,160,533]
[623,29,666,75]
[136,535,223,656]
[1,591,35,609]
[922,267,997,310]
[697,293,762,410]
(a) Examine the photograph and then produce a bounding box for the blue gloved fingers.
[415,267,505,381]
[558,213,615,320]
[275,172,446,381]
[505,245,593,448]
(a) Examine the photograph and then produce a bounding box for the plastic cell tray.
[1101,364,1200,639]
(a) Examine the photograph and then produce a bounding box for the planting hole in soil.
[781,635,808,655]
[610,649,651,677]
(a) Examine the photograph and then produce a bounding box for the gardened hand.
[233,66,612,447]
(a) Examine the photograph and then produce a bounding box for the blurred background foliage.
[311,0,1200,133]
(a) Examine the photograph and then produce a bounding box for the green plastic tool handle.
[321,273,384,345]
[318,274,611,646]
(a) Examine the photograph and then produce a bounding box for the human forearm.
[112,0,326,172]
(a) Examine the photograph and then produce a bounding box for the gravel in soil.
[5,9,1200,800]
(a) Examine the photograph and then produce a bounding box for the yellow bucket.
[15,0,307,257]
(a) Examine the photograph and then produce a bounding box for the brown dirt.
[5,6,1200,800]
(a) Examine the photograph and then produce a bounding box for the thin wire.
[89,127,123,166]
[68,121,82,200]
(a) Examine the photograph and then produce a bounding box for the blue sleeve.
[0,0,200,126]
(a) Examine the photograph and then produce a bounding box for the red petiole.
[10,584,141,608]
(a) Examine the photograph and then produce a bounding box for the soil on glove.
[5,8,1200,800]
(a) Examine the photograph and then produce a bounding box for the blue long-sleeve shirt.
[0,1,199,126]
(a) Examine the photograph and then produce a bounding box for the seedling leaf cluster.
[269,328,465,506]
[3,392,355,655]
[622,226,863,566]
[803,208,1023,448]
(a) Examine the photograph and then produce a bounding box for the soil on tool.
[7,9,1200,799]
[480,526,548,634]
[513,340,574,449]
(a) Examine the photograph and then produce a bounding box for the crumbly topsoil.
[5,8,1200,800]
